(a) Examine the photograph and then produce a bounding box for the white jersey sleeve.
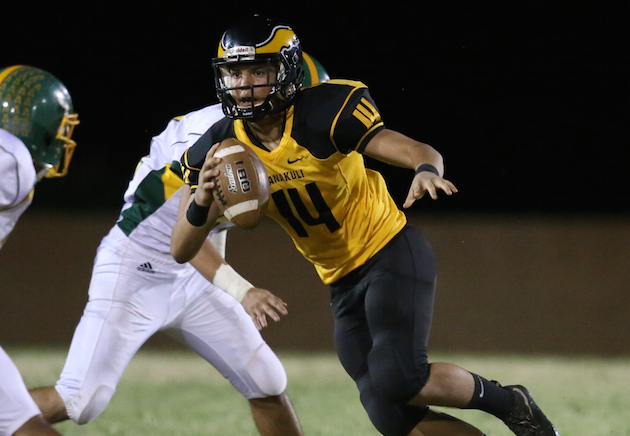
[0,129,37,250]
[113,104,231,258]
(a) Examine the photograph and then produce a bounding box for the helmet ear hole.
[43,131,53,148]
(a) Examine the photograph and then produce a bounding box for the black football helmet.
[213,15,303,120]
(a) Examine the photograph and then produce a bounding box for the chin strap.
[35,163,53,182]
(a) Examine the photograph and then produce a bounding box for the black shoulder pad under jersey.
[293,80,385,157]
[181,118,235,170]
[180,117,235,187]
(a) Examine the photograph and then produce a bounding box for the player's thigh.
[57,253,174,419]
[366,226,436,349]
[363,227,437,401]
[332,293,372,382]
[169,280,286,398]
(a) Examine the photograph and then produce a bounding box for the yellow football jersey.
[182,80,407,284]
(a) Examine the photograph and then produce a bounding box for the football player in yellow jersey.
[173,15,560,436]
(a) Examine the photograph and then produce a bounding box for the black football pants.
[330,225,437,436]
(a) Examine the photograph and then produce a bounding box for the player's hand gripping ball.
[211,138,270,229]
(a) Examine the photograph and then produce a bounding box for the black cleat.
[503,385,559,436]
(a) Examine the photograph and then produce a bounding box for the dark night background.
[2,1,628,215]
[2,2,630,360]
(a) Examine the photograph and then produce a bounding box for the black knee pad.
[368,344,431,403]
[358,374,428,436]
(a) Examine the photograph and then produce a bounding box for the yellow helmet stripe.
[0,65,23,84]
[302,52,319,84]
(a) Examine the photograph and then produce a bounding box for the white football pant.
[55,227,287,424]
[0,346,42,436]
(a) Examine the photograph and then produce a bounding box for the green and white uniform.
[0,129,36,249]
[54,104,287,425]
[0,128,42,436]
[117,104,234,256]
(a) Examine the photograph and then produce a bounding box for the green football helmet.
[0,65,79,178]
[302,52,330,87]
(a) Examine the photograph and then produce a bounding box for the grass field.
[8,347,630,435]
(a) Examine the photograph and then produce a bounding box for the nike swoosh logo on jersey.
[287,157,304,164]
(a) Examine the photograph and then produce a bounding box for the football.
[211,138,270,229]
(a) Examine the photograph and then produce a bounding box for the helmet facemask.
[213,53,301,121]
[45,112,79,178]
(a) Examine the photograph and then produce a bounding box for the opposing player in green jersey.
[173,15,560,436]
[1,65,79,436]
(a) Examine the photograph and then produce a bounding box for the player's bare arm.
[363,128,458,208]
[171,146,222,263]
[171,185,220,263]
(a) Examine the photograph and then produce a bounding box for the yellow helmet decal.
[218,26,297,58]
[257,28,297,54]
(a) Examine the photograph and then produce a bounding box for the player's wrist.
[212,264,253,302]
[186,199,210,227]
[414,163,440,177]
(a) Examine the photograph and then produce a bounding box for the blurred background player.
[29,54,328,436]
[173,15,560,436]
[1,65,79,436]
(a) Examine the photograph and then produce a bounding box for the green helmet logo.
[0,65,79,178]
